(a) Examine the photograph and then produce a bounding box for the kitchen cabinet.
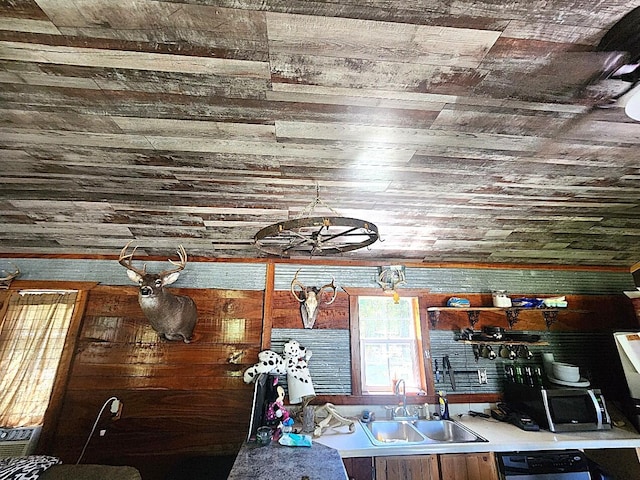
[343,457,374,480]
[374,455,439,480]
[439,452,499,480]
[372,453,498,480]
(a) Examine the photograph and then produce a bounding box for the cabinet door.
[374,455,439,480]
[439,452,498,480]
[343,457,374,480]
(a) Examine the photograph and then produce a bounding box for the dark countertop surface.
[227,439,348,480]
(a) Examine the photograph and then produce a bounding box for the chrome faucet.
[394,379,406,412]
[391,379,416,419]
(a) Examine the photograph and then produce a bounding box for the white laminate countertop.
[314,416,640,458]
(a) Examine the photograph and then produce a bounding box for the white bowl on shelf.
[552,362,580,383]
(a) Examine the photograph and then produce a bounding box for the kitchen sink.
[361,419,487,447]
[362,420,426,446]
[412,420,486,442]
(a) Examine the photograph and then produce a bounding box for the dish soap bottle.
[437,391,450,420]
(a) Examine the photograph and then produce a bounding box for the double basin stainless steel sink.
[361,419,487,446]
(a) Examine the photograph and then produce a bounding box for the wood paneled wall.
[38,280,637,479]
[0,290,8,316]
[48,285,263,479]
[271,290,350,330]
[420,293,637,332]
[271,291,637,333]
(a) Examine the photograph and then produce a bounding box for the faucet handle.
[361,410,375,423]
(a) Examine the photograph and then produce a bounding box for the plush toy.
[242,339,312,385]
[243,340,316,404]
[243,348,287,383]
[265,381,290,427]
[281,339,315,403]
[281,339,313,386]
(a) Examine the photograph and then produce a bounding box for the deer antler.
[118,241,147,277]
[159,245,188,277]
[321,277,337,304]
[0,263,20,288]
[377,267,406,291]
[291,269,306,302]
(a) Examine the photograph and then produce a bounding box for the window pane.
[362,341,418,390]
[359,297,415,339]
[358,296,422,393]
[362,343,391,387]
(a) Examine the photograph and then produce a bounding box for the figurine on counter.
[265,378,290,426]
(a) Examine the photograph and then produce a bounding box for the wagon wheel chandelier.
[253,186,379,257]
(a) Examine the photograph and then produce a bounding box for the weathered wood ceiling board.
[1,0,639,266]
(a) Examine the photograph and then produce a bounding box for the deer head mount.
[0,263,20,289]
[290,269,337,328]
[119,242,197,343]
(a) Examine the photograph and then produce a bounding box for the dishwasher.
[497,450,610,480]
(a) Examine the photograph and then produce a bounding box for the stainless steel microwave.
[504,382,612,432]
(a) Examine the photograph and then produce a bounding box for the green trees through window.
[358,296,423,394]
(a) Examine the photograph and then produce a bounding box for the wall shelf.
[456,340,549,346]
[427,306,565,330]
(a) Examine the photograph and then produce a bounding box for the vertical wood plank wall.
[49,286,264,479]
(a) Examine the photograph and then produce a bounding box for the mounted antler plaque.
[0,263,20,289]
[290,269,337,329]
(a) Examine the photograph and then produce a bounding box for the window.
[0,291,78,427]
[356,296,425,394]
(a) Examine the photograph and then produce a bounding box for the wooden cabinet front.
[374,455,440,480]
[439,452,499,480]
[371,453,498,480]
[343,457,374,480]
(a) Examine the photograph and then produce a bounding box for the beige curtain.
[0,291,77,427]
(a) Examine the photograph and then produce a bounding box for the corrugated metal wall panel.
[266,328,623,399]
[274,264,379,291]
[429,330,621,395]
[405,268,635,294]
[271,328,352,396]
[0,258,266,290]
[272,263,635,294]
[2,257,634,294]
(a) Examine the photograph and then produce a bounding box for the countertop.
[314,416,640,458]
[228,405,640,477]
[228,438,348,480]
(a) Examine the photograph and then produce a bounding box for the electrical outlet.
[110,398,122,420]
[477,368,488,385]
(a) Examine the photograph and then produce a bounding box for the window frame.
[348,288,433,401]
[0,281,93,453]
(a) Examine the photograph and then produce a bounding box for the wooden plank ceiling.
[1,0,639,267]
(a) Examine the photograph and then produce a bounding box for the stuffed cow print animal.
[243,340,313,386]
